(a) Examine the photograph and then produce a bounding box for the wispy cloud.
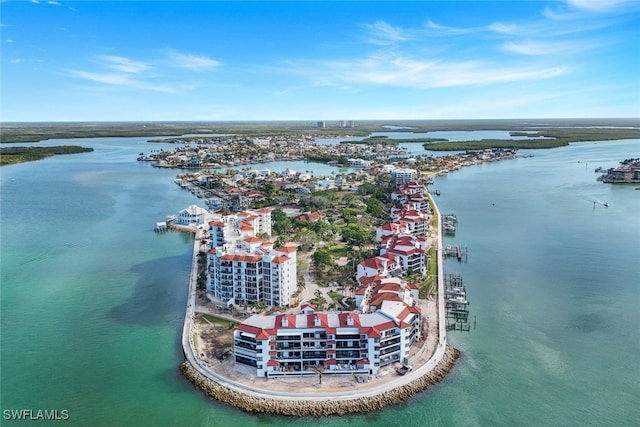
[276,53,567,90]
[67,69,190,93]
[565,0,640,13]
[361,21,411,45]
[100,55,150,73]
[424,19,479,36]
[67,50,221,92]
[500,39,595,56]
[48,1,61,6]
[488,22,519,34]
[164,49,220,71]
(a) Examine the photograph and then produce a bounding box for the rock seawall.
[179,345,460,416]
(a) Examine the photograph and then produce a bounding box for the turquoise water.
[1,136,639,426]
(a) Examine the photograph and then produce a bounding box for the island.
[0,145,94,166]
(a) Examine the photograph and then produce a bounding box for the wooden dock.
[443,245,468,262]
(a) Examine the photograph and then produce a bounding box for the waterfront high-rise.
[207,209,297,307]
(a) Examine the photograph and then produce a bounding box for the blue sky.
[2,1,639,121]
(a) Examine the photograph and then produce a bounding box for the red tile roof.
[271,255,289,264]
[220,254,263,263]
[277,245,297,253]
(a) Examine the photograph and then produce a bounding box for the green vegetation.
[0,145,93,165]
[0,122,370,143]
[423,128,640,151]
[202,314,239,328]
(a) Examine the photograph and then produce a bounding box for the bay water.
[1,136,638,426]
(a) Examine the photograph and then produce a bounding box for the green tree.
[263,180,276,196]
[341,224,372,248]
[312,249,333,271]
[364,197,385,219]
[293,229,319,252]
[272,208,294,235]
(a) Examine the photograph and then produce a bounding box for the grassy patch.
[325,244,351,258]
[328,290,341,299]
[202,314,239,328]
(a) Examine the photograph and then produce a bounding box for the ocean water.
[1,136,638,426]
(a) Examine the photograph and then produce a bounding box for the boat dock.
[442,213,457,235]
[443,244,468,262]
[154,221,168,232]
[444,273,471,332]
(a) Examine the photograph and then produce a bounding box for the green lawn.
[202,314,239,328]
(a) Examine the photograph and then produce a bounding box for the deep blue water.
[1,136,638,426]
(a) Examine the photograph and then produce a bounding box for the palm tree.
[315,365,325,385]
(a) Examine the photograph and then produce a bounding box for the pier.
[443,244,468,262]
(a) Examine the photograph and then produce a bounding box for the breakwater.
[179,345,460,416]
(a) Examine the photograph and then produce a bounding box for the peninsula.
[177,180,458,416]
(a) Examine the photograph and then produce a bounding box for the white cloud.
[501,40,591,56]
[361,21,410,45]
[424,19,478,35]
[100,55,150,73]
[276,53,568,90]
[488,22,518,34]
[164,49,220,71]
[67,69,189,93]
[566,0,639,13]
[48,1,61,6]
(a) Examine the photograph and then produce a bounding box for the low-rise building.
[176,205,209,225]
[233,301,420,378]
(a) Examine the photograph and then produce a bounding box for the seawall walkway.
[179,197,459,415]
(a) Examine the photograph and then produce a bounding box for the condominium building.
[207,209,297,307]
[390,168,417,189]
[233,301,421,378]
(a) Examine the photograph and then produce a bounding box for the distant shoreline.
[2,118,638,143]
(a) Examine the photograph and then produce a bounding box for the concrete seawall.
[180,345,460,416]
